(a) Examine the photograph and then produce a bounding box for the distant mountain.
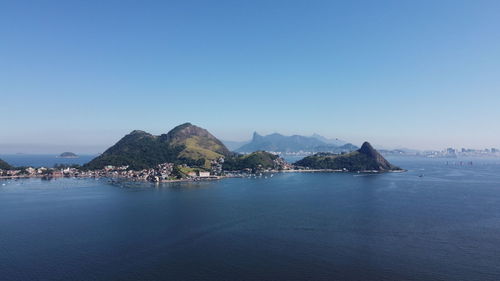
[222,140,250,151]
[84,123,232,170]
[294,142,402,172]
[313,143,359,152]
[311,134,347,146]
[235,132,357,154]
[0,158,12,170]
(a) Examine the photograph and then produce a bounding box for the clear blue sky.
[1,0,499,153]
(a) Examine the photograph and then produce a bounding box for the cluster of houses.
[210,157,224,175]
[0,166,63,178]
[0,162,221,182]
[0,155,294,182]
[273,156,293,170]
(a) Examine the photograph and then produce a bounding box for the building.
[198,171,210,177]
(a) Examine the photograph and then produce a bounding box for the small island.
[57,152,79,159]
[295,142,403,172]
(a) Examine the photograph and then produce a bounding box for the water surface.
[0,154,96,167]
[1,158,500,281]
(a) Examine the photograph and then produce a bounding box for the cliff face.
[294,142,402,172]
[85,123,231,170]
[357,142,399,171]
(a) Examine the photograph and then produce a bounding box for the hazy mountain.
[294,142,402,172]
[85,123,232,170]
[222,140,250,151]
[236,132,357,154]
[58,152,79,158]
[313,143,359,152]
[311,134,347,146]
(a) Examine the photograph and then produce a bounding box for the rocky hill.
[160,123,231,163]
[223,151,286,171]
[294,142,402,172]
[84,123,232,170]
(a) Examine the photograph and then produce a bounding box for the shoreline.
[0,168,406,182]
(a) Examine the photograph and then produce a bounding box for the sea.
[0,154,97,168]
[1,156,500,281]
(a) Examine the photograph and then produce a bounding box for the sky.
[1,0,499,153]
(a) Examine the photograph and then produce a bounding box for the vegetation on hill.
[294,142,402,172]
[0,158,13,170]
[84,123,232,170]
[83,124,398,173]
[223,151,282,171]
[161,123,232,168]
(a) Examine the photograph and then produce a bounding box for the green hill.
[223,151,284,171]
[294,142,402,172]
[84,123,232,170]
[160,123,231,167]
[0,158,12,170]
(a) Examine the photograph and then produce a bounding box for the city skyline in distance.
[0,123,498,155]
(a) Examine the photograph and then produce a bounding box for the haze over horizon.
[1,0,499,153]
[0,125,496,154]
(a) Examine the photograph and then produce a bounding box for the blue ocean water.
[1,157,500,281]
[0,154,96,167]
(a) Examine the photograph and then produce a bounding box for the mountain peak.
[124,130,155,141]
[176,122,193,128]
[295,141,402,172]
[252,132,262,140]
[359,142,383,161]
[167,122,194,134]
[163,122,232,157]
[166,123,212,140]
[359,142,376,155]
[357,141,401,171]
[129,130,149,135]
[85,123,231,170]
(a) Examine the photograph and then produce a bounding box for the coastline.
[1,168,406,183]
[0,174,224,183]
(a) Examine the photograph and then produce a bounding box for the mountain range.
[2,123,401,173]
[235,132,357,154]
[84,123,288,171]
